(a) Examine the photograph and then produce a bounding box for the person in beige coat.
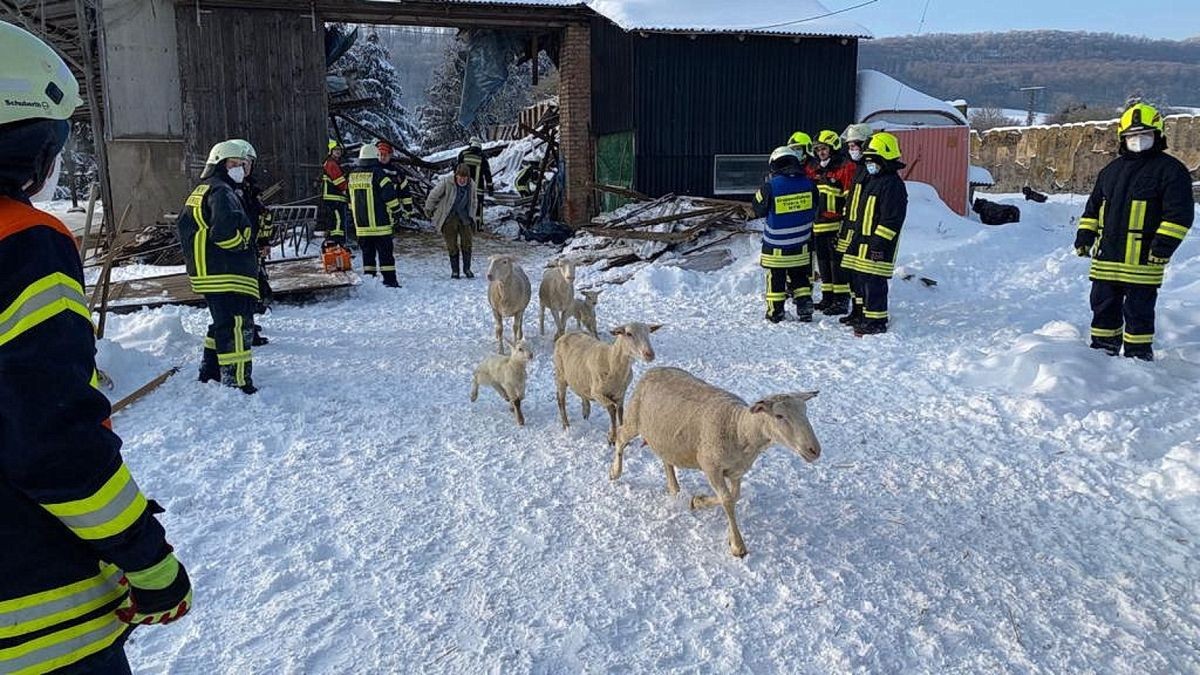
[425,164,478,278]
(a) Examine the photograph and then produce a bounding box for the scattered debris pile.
[560,186,757,282]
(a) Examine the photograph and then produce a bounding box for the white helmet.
[469,136,482,147]
[769,146,804,166]
[200,140,250,179]
[229,138,256,160]
[0,21,83,125]
[358,143,379,161]
[841,123,874,144]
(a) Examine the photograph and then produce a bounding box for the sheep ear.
[795,390,819,401]
[610,326,626,336]
[749,400,771,414]
[648,323,663,333]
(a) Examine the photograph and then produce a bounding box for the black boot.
[251,324,269,346]
[449,253,461,279]
[463,248,474,279]
[220,364,255,393]
[1089,338,1120,356]
[839,305,863,326]
[382,271,400,288]
[813,294,832,312]
[854,320,888,336]
[1123,344,1153,361]
[823,296,850,316]
[794,297,813,323]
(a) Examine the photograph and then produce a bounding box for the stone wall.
[971,115,1200,194]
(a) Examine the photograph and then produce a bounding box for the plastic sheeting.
[458,30,525,129]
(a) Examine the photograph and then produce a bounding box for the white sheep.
[538,258,576,339]
[553,322,661,445]
[610,366,821,558]
[566,289,602,338]
[470,339,533,426]
[486,254,531,353]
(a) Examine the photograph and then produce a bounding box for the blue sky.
[841,0,1200,40]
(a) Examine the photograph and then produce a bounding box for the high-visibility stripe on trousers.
[1089,279,1157,356]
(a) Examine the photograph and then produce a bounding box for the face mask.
[819,158,831,167]
[227,165,246,183]
[849,149,863,161]
[29,154,63,203]
[865,162,880,175]
[1124,133,1154,153]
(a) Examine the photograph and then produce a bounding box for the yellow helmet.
[863,132,901,162]
[815,129,842,151]
[787,131,812,156]
[1117,103,1163,138]
[328,139,342,152]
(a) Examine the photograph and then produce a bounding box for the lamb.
[553,322,661,446]
[610,367,821,558]
[566,289,602,338]
[486,254,531,353]
[538,258,576,339]
[470,339,533,426]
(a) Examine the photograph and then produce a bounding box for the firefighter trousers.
[1089,279,1157,357]
[765,266,811,320]
[360,234,398,287]
[324,200,350,241]
[860,273,890,325]
[814,231,849,302]
[201,292,255,388]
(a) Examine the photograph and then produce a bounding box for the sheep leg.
[580,396,591,420]
[610,426,634,481]
[605,403,620,446]
[554,309,566,338]
[663,461,680,495]
[513,398,525,426]
[491,383,510,402]
[540,303,546,336]
[556,378,570,430]
[513,309,525,344]
[704,471,748,557]
[493,310,505,353]
[470,374,479,402]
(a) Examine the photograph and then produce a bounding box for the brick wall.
[558,22,594,225]
[972,114,1200,194]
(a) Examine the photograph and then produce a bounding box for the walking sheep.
[470,339,533,426]
[486,254,531,353]
[538,258,576,339]
[610,367,821,558]
[553,322,661,445]
[566,289,602,338]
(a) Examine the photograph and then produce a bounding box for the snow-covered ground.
[100,185,1200,672]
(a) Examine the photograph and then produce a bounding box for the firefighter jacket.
[1075,144,1194,287]
[456,147,494,193]
[379,163,417,218]
[0,194,172,673]
[348,161,402,237]
[835,161,870,255]
[841,162,909,278]
[811,154,857,234]
[176,174,259,298]
[515,164,540,197]
[753,168,817,268]
[322,157,348,203]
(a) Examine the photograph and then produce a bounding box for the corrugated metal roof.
[408,0,872,38]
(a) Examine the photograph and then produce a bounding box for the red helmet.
[375,140,393,161]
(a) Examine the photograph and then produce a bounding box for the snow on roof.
[857,70,967,126]
[435,0,872,38]
[588,0,871,38]
[969,165,995,186]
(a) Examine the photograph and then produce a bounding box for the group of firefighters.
[1,15,1196,672]
[754,104,1193,350]
[754,124,908,335]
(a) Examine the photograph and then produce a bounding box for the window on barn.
[713,155,769,195]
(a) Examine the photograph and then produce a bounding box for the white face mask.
[227,164,246,183]
[1124,133,1155,153]
[29,154,63,203]
[849,148,864,161]
[865,162,881,175]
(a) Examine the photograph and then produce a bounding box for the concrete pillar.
[558,22,594,226]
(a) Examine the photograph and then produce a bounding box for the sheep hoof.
[731,546,748,558]
[609,466,621,481]
[689,496,700,510]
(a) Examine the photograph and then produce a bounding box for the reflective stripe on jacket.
[175,177,259,298]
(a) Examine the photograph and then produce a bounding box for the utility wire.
[748,0,880,31]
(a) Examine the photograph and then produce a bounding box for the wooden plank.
[111,367,180,415]
[88,257,359,313]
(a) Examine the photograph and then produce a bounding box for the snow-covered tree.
[330,28,417,147]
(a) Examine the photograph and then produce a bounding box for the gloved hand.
[116,550,193,626]
[1148,253,1169,266]
[868,250,886,261]
[1073,230,1096,256]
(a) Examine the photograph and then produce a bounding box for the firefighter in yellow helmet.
[810,129,857,315]
[787,131,819,176]
[322,139,351,244]
[1073,103,1194,360]
[840,132,908,335]
[1,21,192,673]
